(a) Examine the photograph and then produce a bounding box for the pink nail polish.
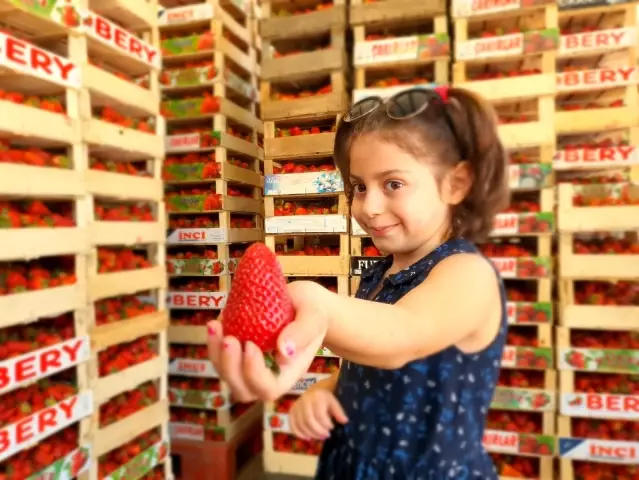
[223,340,230,350]
[207,324,216,336]
[284,340,296,357]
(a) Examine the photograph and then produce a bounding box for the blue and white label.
[265,171,343,196]
[559,437,639,464]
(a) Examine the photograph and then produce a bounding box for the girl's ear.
[442,161,473,206]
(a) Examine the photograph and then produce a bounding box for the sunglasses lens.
[345,98,380,122]
[387,89,435,118]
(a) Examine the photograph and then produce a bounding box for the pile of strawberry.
[168,248,218,260]
[91,158,149,177]
[574,372,638,394]
[95,203,154,222]
[99,428,165,478]
[271,83,333,101]
[0,200,74,228]
[98,335,157,377]
[573,184,639,206]
[170,311,218,326]
[273,433,323,455]
[0,90,65,114]
[574,235,639,254]
[95,295,156,326]
[507,285,538,303]
[558,100,623,112]
[0,257,76,295]
[571,329,639,349]
[573,461,638,479]
[169,377,221,393]
[165,190,222,211]
[0,425,84,478]
[0,313,74,360]
[170,279,220,292]
[0,142,70,168]
[274,199,338,216]
[367,76,432,88]
[480,241,535,257]
[141,466,166,479]
[572,418,639,441]
[98,107,154,133]
[507,328,541,347]
[274,126,336,138]
[575,281,638,306]
[359,242,382,257]
[168,214,256,229]
[308,357,339,374]
[486,411,541,434]
[490,454,538,478]
[0,377,77,428]
[169,344,209,360]
[98,248,151,273]
[100,381,158,427]
[498,369,546,389]
[502,199,541,213]
[273,162,336,174]
[275,243,340,256]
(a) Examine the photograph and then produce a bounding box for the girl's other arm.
[306,254,501,369]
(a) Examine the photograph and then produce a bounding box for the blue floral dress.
[316,238,507,480]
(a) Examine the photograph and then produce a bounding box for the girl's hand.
[207,281,329,402]
[290,387,348,440]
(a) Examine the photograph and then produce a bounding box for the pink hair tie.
[434,85,449,103]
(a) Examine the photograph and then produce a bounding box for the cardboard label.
[0,391,93,462]
[560,27,636,54]
[554,146,639,169]
[167,291,227,310]
[157,4,213,25]
[28,445,91,480]
[557,67,638,92]
[0,33,80,88]
[350,256,383,276]
[166,228,228,244]
[264,412,292,433]
[165,133,202,153]
[167,258,235,276]
[490,256,551,279]
[265,171,344,196]
[453,0,523,17]
[168,358,218,378]
[354,34,449,66]
[559,438,639,463]
[492,212,554,236]
[509,163,552,190]
[456,29,558,60]
[502,346,554,369]
[484,430,555,456]
[492,387,555,411]
[559,348,639,374]
[290,373,332,395]
[169,422,206,441]
[0,336,90,395]
[265,215,348,234]
[169,388,230,409]
[506,301,553,324]
[561,393,639,420]
[103,440,168,480]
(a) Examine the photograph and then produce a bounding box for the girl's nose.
[361,189,385,218]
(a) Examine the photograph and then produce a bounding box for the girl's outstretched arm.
[310,253,501,369]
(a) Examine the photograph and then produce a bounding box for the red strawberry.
[222,242,294,352]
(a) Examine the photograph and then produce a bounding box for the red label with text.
[554,146,638,169]
[557,67,638,91]
[165,133,201,152]
[167,291,227,309]
[560,28,634,53]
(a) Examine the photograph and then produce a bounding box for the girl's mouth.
[369,224,399,236]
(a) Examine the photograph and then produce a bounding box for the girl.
[208,86,510,479]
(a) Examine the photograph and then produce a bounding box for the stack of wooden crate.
[259,0,349,475]
[157,0,265,478]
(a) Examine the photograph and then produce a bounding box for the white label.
[482,429,520,454]
[501,346,517,367]
[0,33,80,88]
[0,336,90,396]
[554,147,639,170]
[167,291,227,310]
[560,27,636,55]
[168,358,218,378]
[557,67,639,92]
[169,422,205,440]
[165,133,202,153]
[0,391,93,462]
[456,33,523,60]
[492,213,519,235]
[354,36,419,66]
[560,437,639,463]
[81,11,160,69]
[561,393,639,420]
[158,4,214,25]
[264,412,292,433]
[352,83,436,103]
[351,218,366,236]
[290,373,331,395]
[491,257,518,278]
[265,214,348,234]
[453,0,522,17]
[265,171,344,196]
[167,228,228,244]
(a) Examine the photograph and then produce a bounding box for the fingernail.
[245,341,256,356]
[208,324,216,336]
[223,339,230,349]
[283,340,296,357]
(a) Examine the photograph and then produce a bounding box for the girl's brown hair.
[334,87,510,243]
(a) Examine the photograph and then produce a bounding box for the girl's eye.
[353,184,366,193]
[385,180,403,191]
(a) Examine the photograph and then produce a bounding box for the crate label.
[557,67,639,92]
[558,0,633,9]
[351,218,366,236]
[352,83,436,103]
[0,390,93,462]
[163,161,219,183]
[167,291,227,310]
[492,387,555,411]
[161,65,216,89]
[554,146,639,170]
[0,336,90,395]
[169,388,230,409]
[265,171,344,196]
[489,257,551,279]
[502,346,554,369]
[507,302,553,324]
[165,133,202,152]
[165,193,220,213]
[354,34,449,66]
[157,4,213,25]
[167,228,228,244]
[456,29,558,60]
[559,348,639,374]
[492,212,554,236]
[452,0,522,17]
[290,373,332,395]
[103,440,168,480]
[28,445,91,480]
[168,358,218,378]
[559,437,639,463]
[167,258,235,276]
[350,256,383,276]
[560,27,636,55]
[162,97,214,119]
[316,347,338,358]
[0,33,81,89]
[508,163,552,190]
[169,422,206,441]
[561,393,639,420]
[265,413,291,433]
[483,430,555,456]
[80,12,160,69]
[265,215,347,234]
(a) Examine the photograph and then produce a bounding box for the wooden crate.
[555,3,639,135]
[352,3,449,99]
[265,234,350,276]
[264,115,339,161]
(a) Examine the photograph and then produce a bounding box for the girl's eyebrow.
[351,169,410,181]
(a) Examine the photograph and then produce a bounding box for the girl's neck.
[388,223,452,274]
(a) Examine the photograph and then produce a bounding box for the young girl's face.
[349,134,453,257]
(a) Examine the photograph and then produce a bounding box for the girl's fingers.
[328,396,349,424]
[302,402,331,439]
[217,336,256,402]
[311,399,335,433]
[242,341,281,401]
[206,320,224,366]
[289,408,309,440]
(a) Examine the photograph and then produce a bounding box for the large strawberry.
[222,242,294,352]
